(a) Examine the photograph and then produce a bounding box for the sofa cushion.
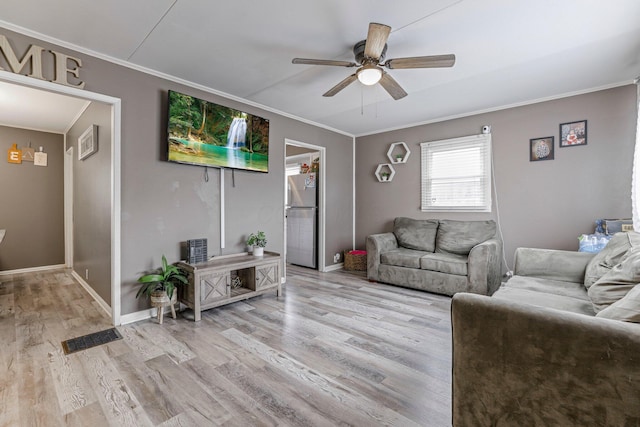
[436,220,496,255]
[596,284,640,323]
[584,231,640,289]
[420,253,468,276]
[380,247,427,269]
[505,275,590,301]
[492,287,595,316]
[393,217,439,252]
[588,248,640,312]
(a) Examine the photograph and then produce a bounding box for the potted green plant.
[136,255,188,324]
[381,171,390,181]
[247,231,267,256]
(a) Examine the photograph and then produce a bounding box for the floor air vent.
[61,328,123,355]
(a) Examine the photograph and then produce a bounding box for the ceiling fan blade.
[384,54,456,69]
[292,58,357,67]
[379,72,408,100]
[323,74,358,97]
[364,23,391,59]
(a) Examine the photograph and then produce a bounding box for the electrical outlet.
[333,253,340,263]
[85,269,89,280]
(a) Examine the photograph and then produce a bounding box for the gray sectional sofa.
[451,231,640,426]
[366,217,502,296]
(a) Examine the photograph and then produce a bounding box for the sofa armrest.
[514,247,595,283]
[451,293,640,426]
[467,238,502,295]
[366,233,398,281]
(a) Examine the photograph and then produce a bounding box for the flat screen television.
[167,90,270,173]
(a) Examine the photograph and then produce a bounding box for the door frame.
[284,138,326,273]
[0,70,122,326]
[64,144,73,268]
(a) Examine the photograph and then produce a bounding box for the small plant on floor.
[136,255,188,300]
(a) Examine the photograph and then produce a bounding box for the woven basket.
[344,250,367,271]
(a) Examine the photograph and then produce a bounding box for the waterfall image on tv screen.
[167,90,270,173]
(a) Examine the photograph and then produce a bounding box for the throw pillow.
[436,220,496,255]
[584,231,640,289]
[588,248,640,313]
[596,284,640,323]
[393,217,439,252]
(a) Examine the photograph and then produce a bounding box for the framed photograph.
[78,124,98,160]
[530,136,554,162]
[559,120,587,147]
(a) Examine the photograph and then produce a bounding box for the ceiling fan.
[292,22,455,100]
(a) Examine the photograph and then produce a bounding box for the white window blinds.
[421,134,492,212]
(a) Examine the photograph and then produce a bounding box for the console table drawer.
[254,262,280,290]
[199,271,230,304]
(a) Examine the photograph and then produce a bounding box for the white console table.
[177,252,281,321]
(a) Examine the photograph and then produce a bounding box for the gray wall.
[0,28,354,316]
[356,85,637,268]
[67,102,112,305]
[0,126,64,270]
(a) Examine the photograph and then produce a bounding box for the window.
[421,134,492,212]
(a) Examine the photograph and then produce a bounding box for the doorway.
[0,71,122,325]
[284,139,326,276]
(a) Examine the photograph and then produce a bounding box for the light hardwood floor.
[0,265,452,426]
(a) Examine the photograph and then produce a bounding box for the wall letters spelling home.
[0,34,84,89]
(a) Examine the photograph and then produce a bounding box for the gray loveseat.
[451,231,640,426]
[367,218,502,296]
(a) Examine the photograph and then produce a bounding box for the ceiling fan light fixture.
[292,23,455,99]
[357,66,383,86]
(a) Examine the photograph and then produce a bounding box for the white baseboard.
[325,263,344,272]
[120,308,156,325]
[70,270,112,318]
[0,263,66,276]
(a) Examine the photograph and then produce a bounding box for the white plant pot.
[253,246,264,257]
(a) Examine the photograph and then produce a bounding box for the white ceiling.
[1,0,639,136]
[0,80,89,133]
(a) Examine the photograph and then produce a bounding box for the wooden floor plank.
[62,401,111,427]
[145,354,232,425]
[222,327,422,427]
[45,338,98,415]
[112,351,185,425]
[17,344,65,427]
[78,347,154,427]
[181,356,283,427]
